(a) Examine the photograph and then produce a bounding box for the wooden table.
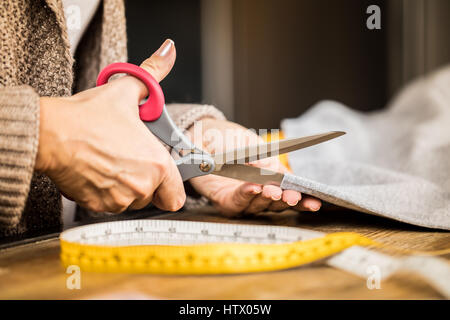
[0,206,449,299]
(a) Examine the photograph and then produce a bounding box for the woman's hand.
[36,39,186,213]
[186,119,322,217]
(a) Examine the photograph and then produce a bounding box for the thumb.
[108,39,175,102]
[221,183,262,216]
[140,39,176,83]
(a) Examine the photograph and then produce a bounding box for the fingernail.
[252,187,262,194]
[271,195,282,201]
[287,200,299,206]
[156,39,174,57]
[310,204,321,211]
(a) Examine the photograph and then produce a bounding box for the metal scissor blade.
[212,131,345,165]
[212,164,285,185]
[144,108,198,151]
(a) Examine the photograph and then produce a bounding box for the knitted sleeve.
[165,103,226,132]
[0,86,40,229]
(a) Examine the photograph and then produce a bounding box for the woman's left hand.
[186,119,322,217]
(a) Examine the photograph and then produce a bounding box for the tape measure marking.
[60,220,374,274]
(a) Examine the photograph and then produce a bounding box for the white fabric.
[280,66,450,230]
[63,0,101,56]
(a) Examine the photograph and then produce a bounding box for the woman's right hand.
[35,39,185,213]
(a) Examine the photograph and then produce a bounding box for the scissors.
[97,63,345,184]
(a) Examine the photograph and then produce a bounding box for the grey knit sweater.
[0,0,224,238]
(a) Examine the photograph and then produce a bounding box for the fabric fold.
[281,66,450,230]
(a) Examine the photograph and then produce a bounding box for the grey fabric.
[280,66,450,230]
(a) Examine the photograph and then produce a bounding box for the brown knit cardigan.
[0,0,224,238]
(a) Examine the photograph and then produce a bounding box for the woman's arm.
[0,39,186,235]
[0,86,41,230]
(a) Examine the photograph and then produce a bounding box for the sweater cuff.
[0,86,40,228]
[165,103,226,132]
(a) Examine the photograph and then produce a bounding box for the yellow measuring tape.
[60,218,450,275]
[61,233,374,274]
[60,220,378,274]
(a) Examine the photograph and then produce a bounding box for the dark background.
[125,0,449,129]
[231,0,388,128]
[125,0,202,103]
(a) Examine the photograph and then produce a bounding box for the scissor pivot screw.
[199,162,211,172]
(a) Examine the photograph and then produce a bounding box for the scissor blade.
[144,108,198,151]
[212,131,345,165]
[212,164,285,185]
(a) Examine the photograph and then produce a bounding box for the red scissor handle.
[96,62,165,122]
